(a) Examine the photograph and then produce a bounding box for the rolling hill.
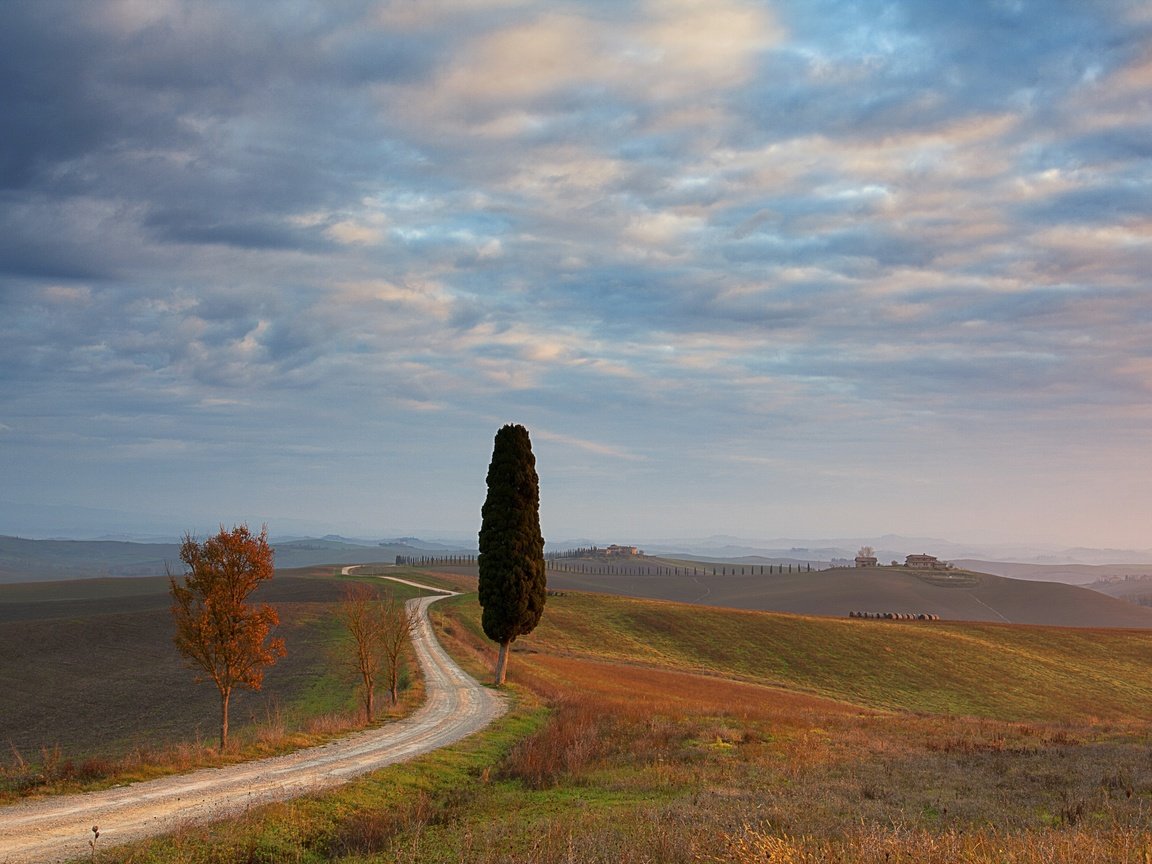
[545,561,1152,628]
[6,534,1151,628]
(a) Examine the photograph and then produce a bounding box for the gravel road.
[0,581,504,863]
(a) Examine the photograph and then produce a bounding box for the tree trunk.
[219,687,230,752]
[494,640,509,686]
[366,685,374,724]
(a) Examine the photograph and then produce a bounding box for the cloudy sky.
[2,0,1152,548]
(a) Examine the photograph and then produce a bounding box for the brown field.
[0,566,436,798]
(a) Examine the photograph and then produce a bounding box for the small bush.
[498,699,603,789]
[0,746,116,795]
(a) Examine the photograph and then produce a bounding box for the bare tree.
[170,524,286,751]
[381,589,419,706]
[342,583,419,722]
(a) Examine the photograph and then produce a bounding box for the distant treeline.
[394,554,476,566]
[546,546,606,559]
[392,552,822,577]
[547,561,818,576]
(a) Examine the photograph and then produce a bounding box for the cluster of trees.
[340,582,417,723]
[170,422,547,749]
[170,525,417,751]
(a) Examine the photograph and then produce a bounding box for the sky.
[2,0,1152,550]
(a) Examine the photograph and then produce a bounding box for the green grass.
[491,590,1152,722]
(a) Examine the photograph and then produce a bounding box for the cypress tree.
[478,423,546,685]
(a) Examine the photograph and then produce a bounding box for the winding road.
[0,578,505,864]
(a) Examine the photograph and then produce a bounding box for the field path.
[0,579,504,864]
[966,591,1012,623]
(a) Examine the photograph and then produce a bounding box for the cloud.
[325,218,388,247]
[531,426,647,462]
[2,1,1152,547]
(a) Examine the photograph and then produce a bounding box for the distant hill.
[9,535,1152,628]
[1088,573,1152,604]
[951,559,1152,586]
[0,536,181,582]
[0,535,473,583]
[615,534,1152,568]
[546,562,1152,629]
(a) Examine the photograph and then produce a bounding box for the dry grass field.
[105,572,1152,864]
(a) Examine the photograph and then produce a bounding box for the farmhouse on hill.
[905,553,948,569]
[854,546,878,568]
[605,544,640,557]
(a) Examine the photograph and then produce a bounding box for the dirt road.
[0,582,504,863]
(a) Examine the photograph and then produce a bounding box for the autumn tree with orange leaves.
[170,524,286,751]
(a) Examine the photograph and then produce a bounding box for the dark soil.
[0,572,353,760]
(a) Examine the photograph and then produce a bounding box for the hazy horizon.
[5,501,1152,569]
[4,2,1152,551]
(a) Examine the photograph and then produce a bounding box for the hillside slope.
[458,589,1152,722]
[547,564,1152,628]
